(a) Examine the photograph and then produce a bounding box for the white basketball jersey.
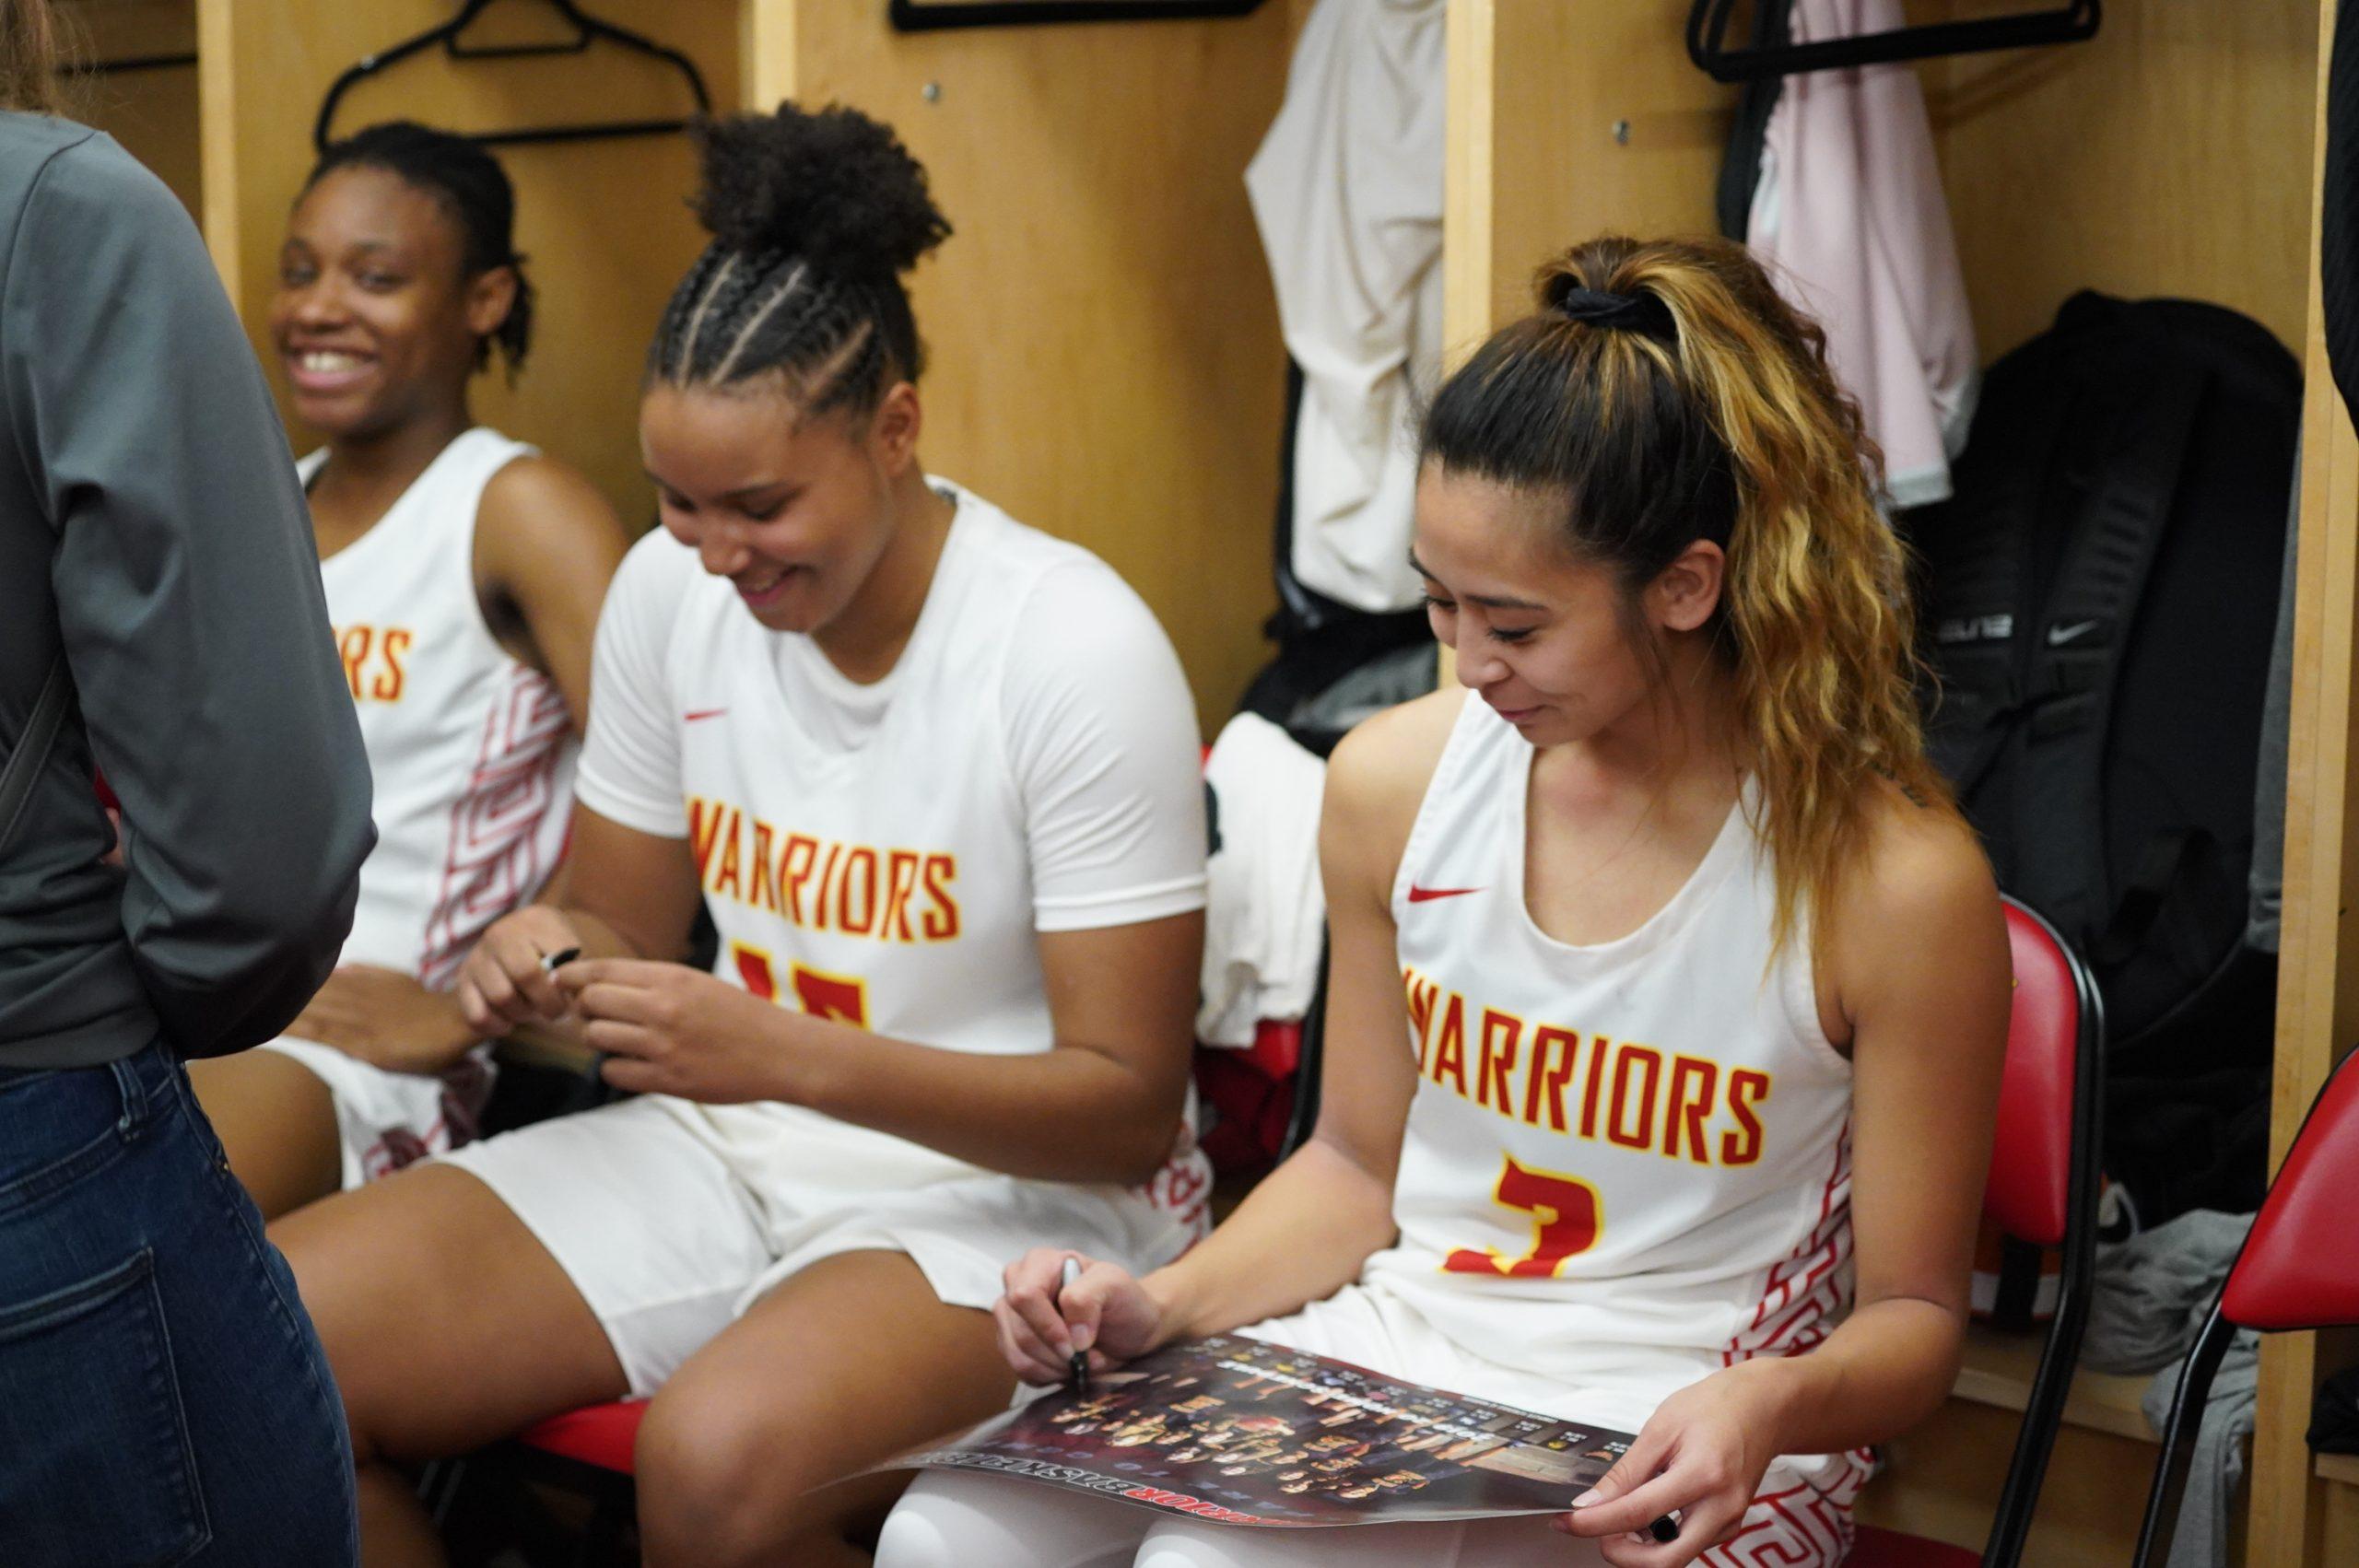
[306,428,574,988]
[573,481,1213,1227]
[1361,694,1855,1422]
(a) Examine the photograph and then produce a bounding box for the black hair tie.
[1554,286,1676,340]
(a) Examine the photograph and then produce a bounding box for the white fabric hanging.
[1245,0,1445,614]
[1198,713,1328,1047]
[1749,0,1979,509]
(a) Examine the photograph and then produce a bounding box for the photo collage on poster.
[883,1334,1637,1528]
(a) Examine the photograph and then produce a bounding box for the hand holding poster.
[876,1334,1638,1529]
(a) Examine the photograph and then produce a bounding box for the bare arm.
[1567,796,2010,1562]
[994,694,1458,1380]
[473,455,631,731]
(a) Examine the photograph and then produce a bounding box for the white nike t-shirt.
[573,480,1212,1207]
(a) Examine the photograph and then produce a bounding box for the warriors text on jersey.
[1364,694,1857,1429]
[574,480,1213,1223]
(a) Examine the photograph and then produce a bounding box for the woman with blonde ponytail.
[880,236,2010,1568]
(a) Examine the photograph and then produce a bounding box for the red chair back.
[2221,1048,2359,1330]
[1986,903,2095,1248]
[2134,1047,2359,1568]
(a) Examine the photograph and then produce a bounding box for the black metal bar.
[890,0,1264,31]
[1687,0,2098,83]
[80,52,199,76]
[2130,1303,2237,1568]
[1982,902,2107,1568]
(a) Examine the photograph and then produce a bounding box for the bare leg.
[189,1050,343,1220]
[273,1164,630,1568]
[634,1250,1015,1568]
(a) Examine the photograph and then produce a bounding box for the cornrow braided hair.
[648,102,949,417]
[306,120,534,376]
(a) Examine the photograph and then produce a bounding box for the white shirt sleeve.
[1002,560,1209,932]
[573,531,691,838]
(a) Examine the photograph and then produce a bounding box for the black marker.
[540,945,581,975]
[1058,1257,1089,1394]
[1648,1513,1680,1544]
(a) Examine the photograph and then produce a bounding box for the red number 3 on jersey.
[1444,1154,1602,1279]
[730,942,871,1028]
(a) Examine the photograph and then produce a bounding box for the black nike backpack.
[1907,292,2300,1078]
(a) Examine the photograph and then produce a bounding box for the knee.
[634,1382,816,1566]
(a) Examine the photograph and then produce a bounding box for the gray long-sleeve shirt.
[0,115,373,1069]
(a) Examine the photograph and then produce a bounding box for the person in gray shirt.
[0,14,373,1564]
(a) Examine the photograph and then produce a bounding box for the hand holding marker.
[1058,1257,1089,1393]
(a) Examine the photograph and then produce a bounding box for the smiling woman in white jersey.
[188,123,627,1221]
[877,237,2013,1568]
[274,103,1212,1568]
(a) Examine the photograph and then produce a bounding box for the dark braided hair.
[649,102,950,417]
[304,121,535,376]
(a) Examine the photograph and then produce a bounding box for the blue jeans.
[0,1040,358,1566]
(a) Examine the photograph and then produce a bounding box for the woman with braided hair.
[276,102,1212,1566]
[877,237,2013,1568]
[190,122,628,1221]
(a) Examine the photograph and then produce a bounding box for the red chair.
[1848,896,2105,1568]
[2129,1045,2359,1567]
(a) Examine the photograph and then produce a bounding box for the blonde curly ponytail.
[1420,233,1954,956]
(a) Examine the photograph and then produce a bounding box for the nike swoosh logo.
[2047,620,2102,647]
[1407,885,1484,904]
[683,708,730,722]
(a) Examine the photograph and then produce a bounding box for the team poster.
[878,1334,1637,1528]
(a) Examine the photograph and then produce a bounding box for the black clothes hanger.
[1686,0,2099,83]
[313,0,710,152]
[889,0,1262,31]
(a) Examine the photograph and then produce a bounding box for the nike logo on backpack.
[2047,620,2103,647]
[1407,884,1484,904]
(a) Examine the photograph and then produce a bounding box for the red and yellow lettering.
[883,849,921,942]
[1429,994,1468,1096]
[1444,1155,1602,1279]
[790,963,870,1027]
[337,625,372,700]
[813,842,843,931]
[1721,1069,1771,1166]
[714,810,745,902]
[1578,1034,1611,1140]
[1606,1044,1663,1152]
[1665,1055,1719,1164]
[780,834,818,924]
[372,627,410,702]
[689,798,725,883]
[731,940,777,1001]
[920,854,961,941]
[749,821,778,913]
[1476,1008,1521,1115]
[1404,971,1439,1072]
[840,847,879,936]
[1522,1025,1579,1132]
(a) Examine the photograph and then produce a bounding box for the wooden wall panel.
[195,0,741,528]
[1444,0,1735,355]
[67,0,202,216]
[744,1,1296,731]
[1919,0,2318,357]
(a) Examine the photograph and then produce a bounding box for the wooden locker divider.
[740,0,1300,731]
[194,0,741,529]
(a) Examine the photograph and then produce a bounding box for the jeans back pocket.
[0,1248,208,1567]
